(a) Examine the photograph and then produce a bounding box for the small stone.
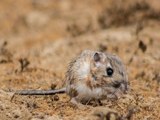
[14,114,19,118]
[138,40,147,52]
[50,83,57,90]
[53,95,59,101]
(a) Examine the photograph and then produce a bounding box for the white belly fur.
[76,83,103,100]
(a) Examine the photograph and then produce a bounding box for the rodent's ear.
[94,52,101,62]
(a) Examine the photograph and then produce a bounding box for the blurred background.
[0,0,160,120]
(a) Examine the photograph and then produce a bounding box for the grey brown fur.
[15,50,129,105]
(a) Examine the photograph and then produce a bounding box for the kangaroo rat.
[15,50,129,104]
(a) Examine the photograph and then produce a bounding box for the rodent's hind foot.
[85,99,103,107]
[94,99,103,106]
[70,97,102,109]
[70,98,89,110]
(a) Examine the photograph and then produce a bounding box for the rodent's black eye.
[106,67,114,76]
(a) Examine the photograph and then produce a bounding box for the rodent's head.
[90,52,129,99]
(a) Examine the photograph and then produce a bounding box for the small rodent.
[15,50,129,105]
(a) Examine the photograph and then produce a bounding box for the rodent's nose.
[124,81,129,91]
[120,81,129,93]
[112,81,121,88]
[112,80,128,90]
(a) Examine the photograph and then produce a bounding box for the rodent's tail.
[15,88,66,95]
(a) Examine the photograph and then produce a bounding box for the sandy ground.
[0,0,160,120]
